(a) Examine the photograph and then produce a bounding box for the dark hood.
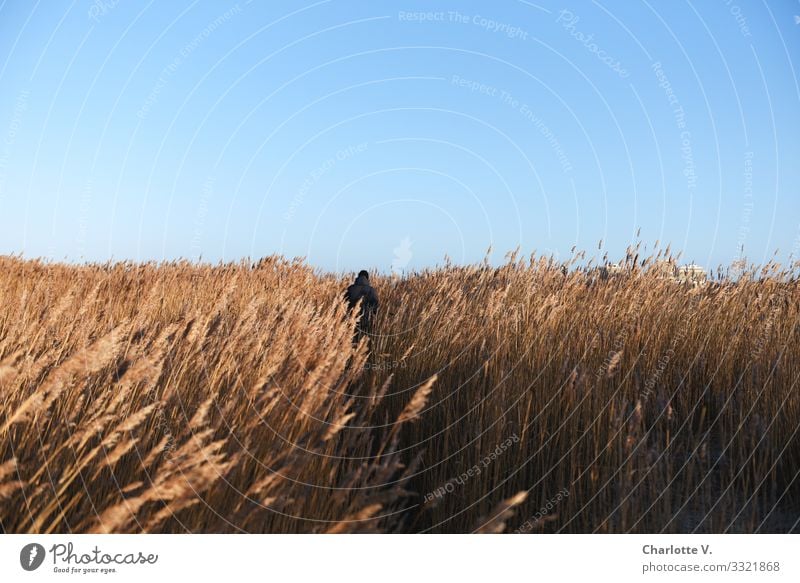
[354,275,370,286]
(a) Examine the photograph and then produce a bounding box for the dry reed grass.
[0,247,798,533]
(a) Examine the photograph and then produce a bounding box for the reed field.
[0,247,798,534]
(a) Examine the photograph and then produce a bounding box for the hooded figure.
[345,270,379,336]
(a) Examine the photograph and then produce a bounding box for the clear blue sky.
[0,0,798,273]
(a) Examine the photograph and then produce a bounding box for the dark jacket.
[345,275,379,327]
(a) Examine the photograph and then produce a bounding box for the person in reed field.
[344,270,379,338]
